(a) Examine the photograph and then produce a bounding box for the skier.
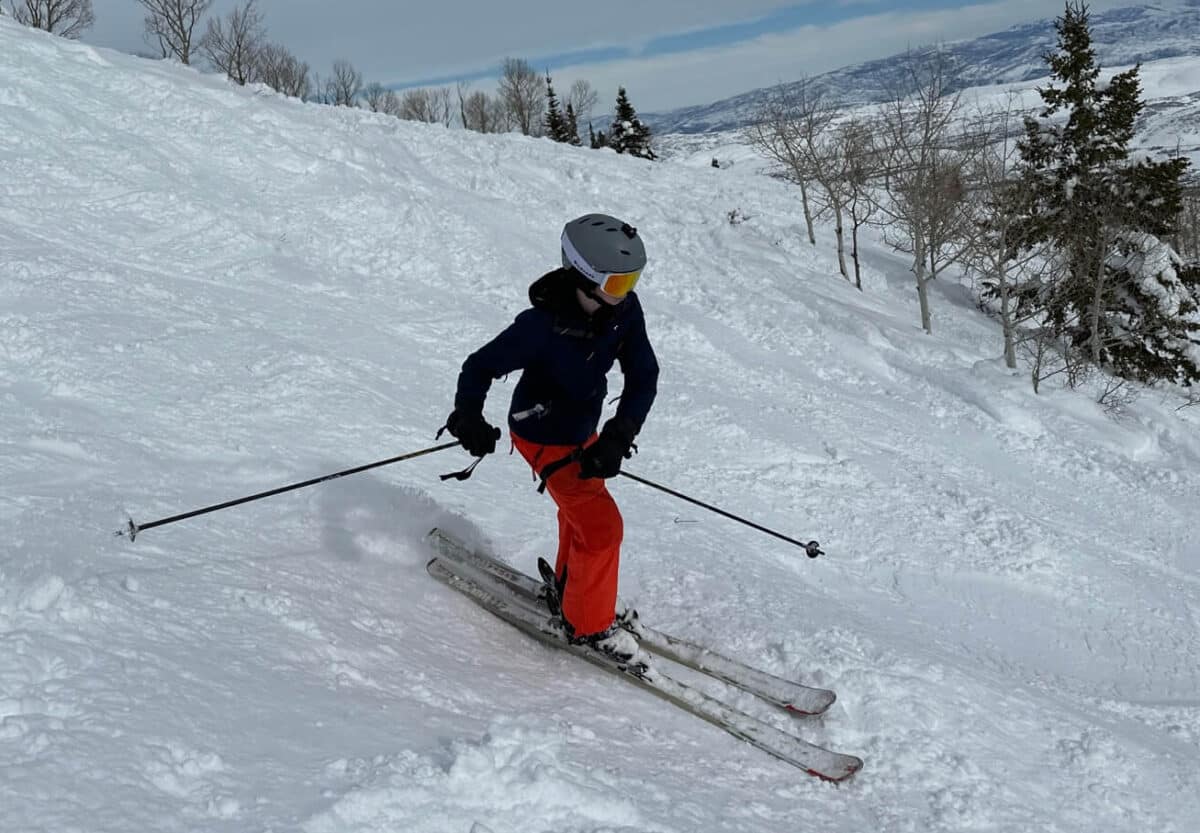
[444,214,658,662]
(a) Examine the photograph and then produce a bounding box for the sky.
[77,0,1170,113]
[75,0,1166,114]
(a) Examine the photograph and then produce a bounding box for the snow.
[2,18,1200,833]
[659,54,1200,170]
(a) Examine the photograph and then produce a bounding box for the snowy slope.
[2,19,1200,833]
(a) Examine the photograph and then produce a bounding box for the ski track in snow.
[2,19,1199,833]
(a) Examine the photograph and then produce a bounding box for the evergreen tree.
[1011,2,1197,386]
[543,73,567,141]
[590,122,607,150]
[564,101,581,146]
[608,87,656,159]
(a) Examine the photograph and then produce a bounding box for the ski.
[427,556,863,781]
[426,527,837,716]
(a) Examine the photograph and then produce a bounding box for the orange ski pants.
[511,431,622,637]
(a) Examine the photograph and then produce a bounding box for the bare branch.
[137,0,213,65]
[9,0,93,38]
[568,79,598,127]
[741,78,831,247]
[497,57,543,135]
[200,0,264,85]
[873,48,968,333]
[324,59,362,107]
[460,85,504,133]
[254,42,310,99]
[399,87,451,125]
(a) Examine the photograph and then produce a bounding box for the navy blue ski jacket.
[454,268,659,446]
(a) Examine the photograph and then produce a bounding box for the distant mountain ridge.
[647,2,1200,134]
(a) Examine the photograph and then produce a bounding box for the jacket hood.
[528,267,584,316]
[529,267,638,336]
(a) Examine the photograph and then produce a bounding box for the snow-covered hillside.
[659,55,1200,172]
[648,1,1200,135]
[2,19,1199,833]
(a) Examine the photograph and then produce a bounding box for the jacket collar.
[529,268,633,337]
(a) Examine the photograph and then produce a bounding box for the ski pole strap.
[440,456,486,482]
[536,448,582,494]
[436,422,499,482]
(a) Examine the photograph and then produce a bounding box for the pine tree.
[590,123,607,150]
[608,87,656,160]
[1011,1,1197,386]
[564,101,581,146]
[543,73,567,141]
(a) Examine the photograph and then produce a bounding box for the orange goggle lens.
[599,270,642,298]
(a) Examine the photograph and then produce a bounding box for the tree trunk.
[1031,333,1046,394]
[833,201,849,281]
[851,222,863,291]
[998,260,1017,369]
[1087,249,1108,366]
[799,180,816,246]
[915,237,933,334]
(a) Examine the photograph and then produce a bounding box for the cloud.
[531,0,1167,112]
[88,0,808,73]
[85,0,1165,113]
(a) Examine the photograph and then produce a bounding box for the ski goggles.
[595,269,642,298]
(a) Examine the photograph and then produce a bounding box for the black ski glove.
[445,410,501,457]
[579,417,637,479]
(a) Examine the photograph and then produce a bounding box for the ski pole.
[536,451,824,558]
[117,440,461,541]
[618,470,825,558]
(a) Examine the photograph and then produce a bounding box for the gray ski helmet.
[560,214,647,297]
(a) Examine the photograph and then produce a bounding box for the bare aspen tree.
[960,97,1051,369]
[363,82,404,117]
[809,140,850,280]
[491,95,514,133]
[456,81,472,129]
[459,87,498,133]
[399,88,432,122]
[137,0,213,65]
[875,49,966,334]
[457,82,509,132]
[363,82,389,113]
[200,0,263,85]
[839,119,883,291]
[255,43,310,99]
[568,79,598,127]
[325,59,362,106]
[742,79,826,247]
[9,0,94,38]
[381,90,402,117]
[793,93,858,282]
[431,87,452,127]
[400,87,436,123]
[400,87,451,125]
[498,57,544,135]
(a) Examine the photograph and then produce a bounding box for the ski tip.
[809,756,864,783]
[785,690,836,716]
[816,768,864,787]
[785,704,827,717]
